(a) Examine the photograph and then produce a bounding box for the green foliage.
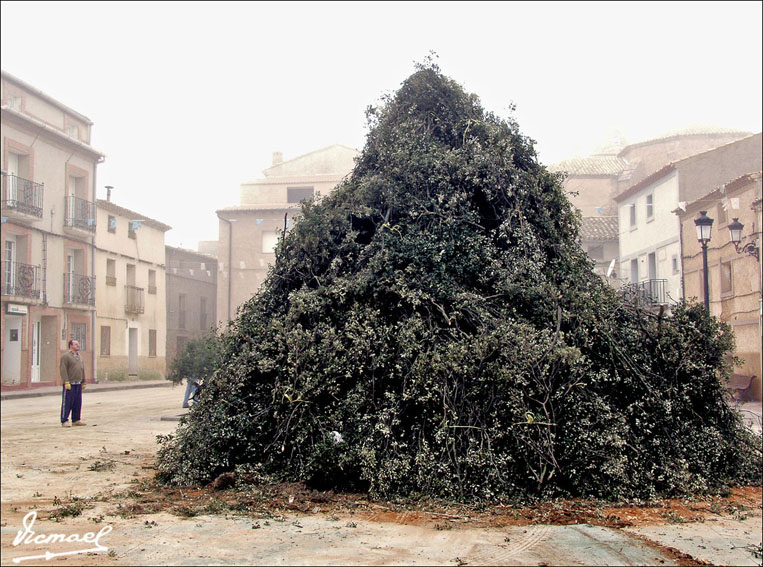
[165,331,221,385]
[157,61,761,501]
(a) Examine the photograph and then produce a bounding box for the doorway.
[40,316,57,382]
[128,328,138,377]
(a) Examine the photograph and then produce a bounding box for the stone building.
[549,127,754,284]
[95,198,170,381]
[677,172,762,400]
[615,133,761,306]
[165,245,217,365]
[216,144,358,323]
[1,70,104,390]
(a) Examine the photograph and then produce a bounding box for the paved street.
[1,384,761,566]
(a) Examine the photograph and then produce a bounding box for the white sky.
[2,1,761,249]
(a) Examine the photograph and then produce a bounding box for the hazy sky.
[2,1,761,249]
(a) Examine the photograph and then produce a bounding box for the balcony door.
[4,237,15,294]
[648,252,657,281]
[66,249,85,303]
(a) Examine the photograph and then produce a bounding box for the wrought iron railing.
[64,196,96,232]
[621,279,668,307]
[125,285,145,314]
[64,272,96,306]
[2,174,44,218]
[1,261,41,299]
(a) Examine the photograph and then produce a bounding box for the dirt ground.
[1,386,761,566]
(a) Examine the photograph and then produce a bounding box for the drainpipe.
[91,158,103,383]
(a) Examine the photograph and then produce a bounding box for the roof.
[259,144,359,179]
[548,155,629,176]
[627,125,753,148]
[548,126,753,178]
[217,204,295,216]
[580,216,619,240]
[165,245,218,261]
[96,199,172,232]
[613,164,676,203]
[677,171,763,217]
[1,69,94,125]
[614,133,762,202]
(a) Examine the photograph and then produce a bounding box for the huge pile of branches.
[157,62,760,502]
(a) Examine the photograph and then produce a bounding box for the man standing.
[60,339,87,427]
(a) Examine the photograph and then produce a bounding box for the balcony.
[125,285,145,314]
[63,273,96,308]
[621,279,668,308]
[64,196,96,236]
[2,261,42,301]
[2,174,44,223]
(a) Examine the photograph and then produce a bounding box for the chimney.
[105,185,113,202]
[272,151,283,166]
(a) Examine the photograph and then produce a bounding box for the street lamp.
[727,218,760,261]
[694,211,714,312]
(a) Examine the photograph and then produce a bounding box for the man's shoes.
[61,421,71,427]
[72,421,87,426]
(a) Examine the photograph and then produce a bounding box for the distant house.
[95,199,171,381]
[165,245,217,366]
[2,70,104,390]
[216,144,359,323]
[579,216,619,284]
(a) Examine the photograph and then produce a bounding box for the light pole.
[694,211,714,313]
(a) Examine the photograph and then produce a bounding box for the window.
[106,259,116,286]
[149,329,157,357]
[128,222,137,239]
[200,297,208,331]
[672,255,679,275]
[100,326,111,356]
[587,245,604,260]
[262,231,279,254]
[66,125,79,140]
[177,336,188,354]
[287,186,314,203]
[178,294,186,330]
[108,215,116,233]
[629,203,637,228]
[71,322,87,351]
[148,269,157,295]
[720,260,733,296]
[630,259,638,284]
[8,94,22,111]
[645,194,654,220]
[717,204,728,227]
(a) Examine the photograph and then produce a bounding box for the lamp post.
[728,218,760,261]
[694,211,714,312]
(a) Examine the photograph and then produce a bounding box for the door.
[128,328,138,377]
[31,319,41,382]
[2,316,23,385]
[40,316,57,382]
